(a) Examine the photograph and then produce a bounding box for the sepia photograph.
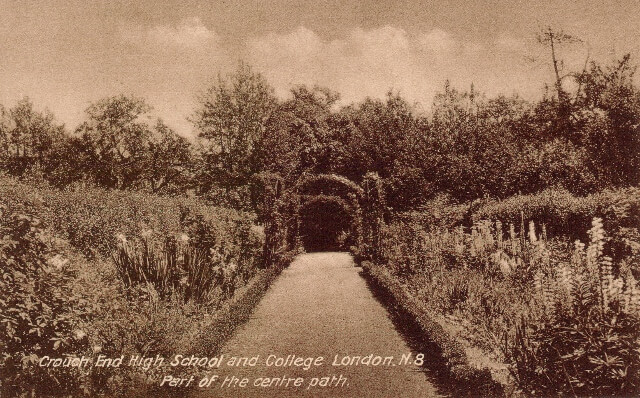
[1,1,640,397]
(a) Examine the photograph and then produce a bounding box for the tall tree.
[76,95,154,189]
[256,85,339,182]
[144,120,193,194]
[0,104,10,168]
[536,26,585,140]
[192,63,277,200]
[537,27,582,103]
[574,54,640,186]
[349,91,419,179]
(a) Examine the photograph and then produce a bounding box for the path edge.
[360,260,508,397]
[198,250,300,355]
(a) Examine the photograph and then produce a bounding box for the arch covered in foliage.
[255,171,384,258]
[294,174,364,252]
[296,173,364,199]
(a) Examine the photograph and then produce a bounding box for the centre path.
[194,252,444,397]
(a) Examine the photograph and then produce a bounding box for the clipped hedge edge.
[360,260,506,397]
[197,250,297,355]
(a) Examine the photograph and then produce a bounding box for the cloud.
[248,26,323,60]
[149,17,214,47]
[245,26,421,100]
[348,26,411,57]
[113,23,543,134]
[418,28,457,57]
[122,17,215,48]
[243,25,550,110]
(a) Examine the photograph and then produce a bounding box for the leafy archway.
[255,172,382,258]
[295,174,363,252]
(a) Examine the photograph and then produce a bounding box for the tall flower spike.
[529,221,537,243]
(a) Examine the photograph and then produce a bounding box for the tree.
[0,104,10,168]
[537,27,582,103]
[0,97,66,176]
[192,63,277,201]
[256,85,340,183]
[144,120,193,194]
[41,134,92,187]
[76,95,154,189]
[536,26,586,141]
[348,91,419,181]
[574,55,640,186]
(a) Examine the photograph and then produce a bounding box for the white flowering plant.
[507,218,640,396]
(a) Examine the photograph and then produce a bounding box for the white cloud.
[243,25,545,109]
[245,26,421,100]
[114,24,542,134]
[348,26,411,57]
[123,17,215,48]
[248,26,323,60]
[149,17,214,47]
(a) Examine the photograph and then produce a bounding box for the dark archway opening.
[298,195,354,252]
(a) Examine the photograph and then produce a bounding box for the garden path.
[194,252,444,397]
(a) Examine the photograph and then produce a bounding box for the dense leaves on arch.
[296,173,363,199]
[252,171,366,254]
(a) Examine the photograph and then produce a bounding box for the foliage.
[0,176,269,397]
[348,92,419,180]
[74,256,275,397]
[143,120,194,194]
[2,54,639,211]
[0,203,90,397]
[75,95,192,192]
[257,86,342,186]
[0,175,253,258]
[192,62,277,206]
[394,193,471,232]
[361,261,503,397]
[113,228,262,303]
[296,173,363,198]
[358,172,386,262]
[506,219,640,396]
[75,95,153,189]
[0,97,67,177]
[575,54,640,186]
[472,186,640,264]
[373,201,640,395]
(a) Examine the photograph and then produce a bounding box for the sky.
[1,0,640,137]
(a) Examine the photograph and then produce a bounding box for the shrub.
[377,207,640,395]
[0,175,260,259]
[394,193,471,231]
[0,175,267,396]
[506,218,640,396]
[0,203,90,397]
[472,186,640,240]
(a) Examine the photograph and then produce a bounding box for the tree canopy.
[1,53,638,211]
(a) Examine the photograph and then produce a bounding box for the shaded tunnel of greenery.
[298,195,355,252]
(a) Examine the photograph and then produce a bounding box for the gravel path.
[193,252,444,397]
